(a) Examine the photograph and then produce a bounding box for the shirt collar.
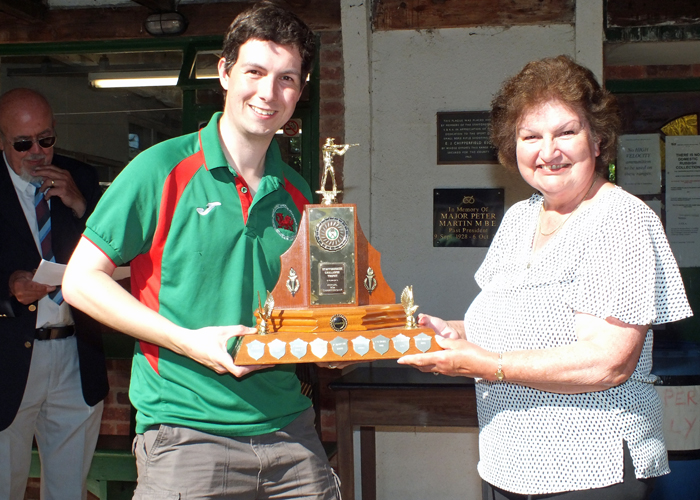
[199,112,286,187]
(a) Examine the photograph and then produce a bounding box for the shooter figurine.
[317,138,359,205]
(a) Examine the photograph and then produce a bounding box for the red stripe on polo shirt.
[81,234,118,268]
[130,149,205,374]
[235,175,253,225]
[284,177,311,214]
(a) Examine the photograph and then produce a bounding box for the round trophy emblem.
[329,314,348,332]
[315,217,350,252]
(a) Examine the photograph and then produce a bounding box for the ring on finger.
[51,179,55,187]
[328,364,337,369]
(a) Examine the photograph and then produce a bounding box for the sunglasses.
[12,136,56,153]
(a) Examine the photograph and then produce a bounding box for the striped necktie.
[32,183,63,304]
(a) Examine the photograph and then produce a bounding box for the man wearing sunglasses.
[0,88,107,500]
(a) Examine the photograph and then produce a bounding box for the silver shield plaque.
[352,336,370,356]
[414,333,432,353]
[310,338,329,359]
[268,339,287,360]
[331,337,349,357]
[372,335,390,355]
[290,339,308,359]
[392,334,410,354]
[246,339,266,361]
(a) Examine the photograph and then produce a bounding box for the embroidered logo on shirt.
[196,202,221,215]
[272,204,298,240]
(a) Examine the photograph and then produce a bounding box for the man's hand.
[8,270,54,305]
[176,324,268,377]
[34,165,87,218]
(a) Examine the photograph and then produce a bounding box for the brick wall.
[318,29,347,201]
[100,358,133,436]
[315,28,347,443]
[605,64,700,80]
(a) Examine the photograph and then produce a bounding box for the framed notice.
[437,111,498,164]
[666,136,700,267]
[433,189,504,247]
[616,134,663,195]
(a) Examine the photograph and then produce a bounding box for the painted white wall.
[374,427,481,500]
[343,14,576,321]
[340,5,581,499]
[576,0,604,83]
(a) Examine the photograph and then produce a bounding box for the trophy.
[232,139,441,365]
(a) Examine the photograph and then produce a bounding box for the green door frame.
[0,36,320,192]
[605,75,700,343]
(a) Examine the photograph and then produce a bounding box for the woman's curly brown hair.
[489,55,621,176]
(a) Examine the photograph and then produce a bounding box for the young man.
[0,88,107,500]
[63,2,339,498]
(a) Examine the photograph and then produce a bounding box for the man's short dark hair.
[221,1,316,83]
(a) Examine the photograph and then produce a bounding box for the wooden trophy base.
[231,202,441,365]
[233,304,439,365]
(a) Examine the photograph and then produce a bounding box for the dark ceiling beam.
[0,0,339,44]
[130,0,176,13]
[0,0,47,23]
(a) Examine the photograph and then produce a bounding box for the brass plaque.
[309,206,356,305]
[319,263,345,295]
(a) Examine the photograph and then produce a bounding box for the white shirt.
[5,153,72,328]
[465,186,692,494]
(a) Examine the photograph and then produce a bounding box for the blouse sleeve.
[474,198,533,289]
[569,193,692,326]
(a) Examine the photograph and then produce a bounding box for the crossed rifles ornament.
[232,139,440,365]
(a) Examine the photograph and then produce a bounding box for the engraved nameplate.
[310,338,329,358]
[414,333,432,353]
[392,334,410,354]
[352,335,370,356]
[319,263,345,295]
[268,339,287,360]
[290,339,308,359]
[309,206,356,305]
[247,340,265,361]
[331,337,349,356]
[372,335,390,355]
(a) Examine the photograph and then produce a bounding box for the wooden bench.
[29,434,137,500]
[28,333,332,499]
[29,332,137,499]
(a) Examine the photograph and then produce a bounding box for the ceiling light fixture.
[144,12,188,37]
[89,70,179,88]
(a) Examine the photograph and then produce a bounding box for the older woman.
[399,55,692,499]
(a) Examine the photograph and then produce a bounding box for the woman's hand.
[398,336,496,378]
[417,313,466,340]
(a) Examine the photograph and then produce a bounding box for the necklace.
[537,175,598,237]
[527,175,598,270]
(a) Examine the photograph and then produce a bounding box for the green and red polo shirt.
[84,112,313,436]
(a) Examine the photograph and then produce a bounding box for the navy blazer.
[0,153,108,431]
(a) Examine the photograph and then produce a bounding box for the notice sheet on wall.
[666,136,700,267]
[655,385,700,451]
[616,134,663,195]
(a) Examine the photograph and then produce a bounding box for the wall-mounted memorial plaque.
[437,111,498,164]
[433,188,504,247]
